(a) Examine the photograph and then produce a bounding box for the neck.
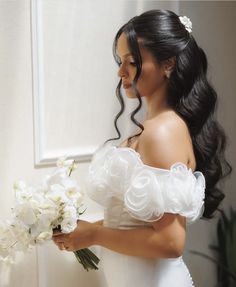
[144,91,171,120]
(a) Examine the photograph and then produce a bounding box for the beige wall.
[179,2,236,286]
[0,1,235,286]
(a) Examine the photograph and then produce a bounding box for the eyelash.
[117,61,137,67]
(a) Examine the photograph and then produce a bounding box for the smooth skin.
[53,32,196,259]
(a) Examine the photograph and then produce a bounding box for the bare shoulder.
[138,111,195,170]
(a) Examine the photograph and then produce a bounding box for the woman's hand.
[52,220,98,252]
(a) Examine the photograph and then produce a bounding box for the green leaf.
[189,250,236,280]
[79,208,87,216]
[219,209,229,230]
[191,207,236,284]
[227,217,236,281]
[232,221,236,275]
[209,244,220,253]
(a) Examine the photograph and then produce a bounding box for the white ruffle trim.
[124,162,205,224]
[84,143,206,225]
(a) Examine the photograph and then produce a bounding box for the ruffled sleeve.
[83,143,112,206]
[84,143,140,206]
[124,162,206,225]
[84,143,206,225]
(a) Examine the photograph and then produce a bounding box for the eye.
[117,61,136,67]
[129,62,137,66]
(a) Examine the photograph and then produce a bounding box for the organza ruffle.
[84,143,205,225]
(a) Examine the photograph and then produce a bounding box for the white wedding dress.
[84,142,206,287]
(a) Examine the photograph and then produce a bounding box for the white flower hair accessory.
[179,16,192,33]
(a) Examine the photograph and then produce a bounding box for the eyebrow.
[117,52,133,59]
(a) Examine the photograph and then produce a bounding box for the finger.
[64,245,72,252]
[53,231,63,236]
[53,240,63,249]
[52,234,66,241]
[53,234,68,243]
[53,237,66,244]
[58,243,66,251]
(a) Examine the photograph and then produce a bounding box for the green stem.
[73,248,100,271]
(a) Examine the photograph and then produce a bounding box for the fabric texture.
[84,142,206,287]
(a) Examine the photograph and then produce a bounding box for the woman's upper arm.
[151,213,186,256]
[138,119,189,254]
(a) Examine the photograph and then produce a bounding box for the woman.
[53,9,232,286]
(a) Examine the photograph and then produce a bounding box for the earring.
[165,71,171,78]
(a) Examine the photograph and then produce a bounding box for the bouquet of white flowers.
[0,157,100,284]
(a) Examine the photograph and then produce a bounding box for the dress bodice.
[84,141,206,228]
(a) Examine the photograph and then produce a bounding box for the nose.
[117,63,128,78]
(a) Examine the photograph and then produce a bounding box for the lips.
[122,82,132,89]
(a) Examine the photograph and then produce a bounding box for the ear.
[163,56,176,78]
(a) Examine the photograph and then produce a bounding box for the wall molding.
[30,0,97,168]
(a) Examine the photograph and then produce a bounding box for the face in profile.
[116,32,168,99]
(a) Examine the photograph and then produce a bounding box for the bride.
[52,9,232,287]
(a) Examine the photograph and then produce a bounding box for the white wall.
[0,1,235,287]
[0,1,38,286]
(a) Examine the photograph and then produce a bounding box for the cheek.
[137,63,164,96]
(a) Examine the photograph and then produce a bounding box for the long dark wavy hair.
[104,9,232,219]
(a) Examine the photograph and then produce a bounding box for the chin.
[126,95,137,99]
[125,91,144,99]
[124,89,137,98]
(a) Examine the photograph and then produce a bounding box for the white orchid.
[60,205,78,233]
[13,202,38,225]
[0,157,84,265]
[13,180,26,191]
[35,231,53,244]
[57,156,74,168]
